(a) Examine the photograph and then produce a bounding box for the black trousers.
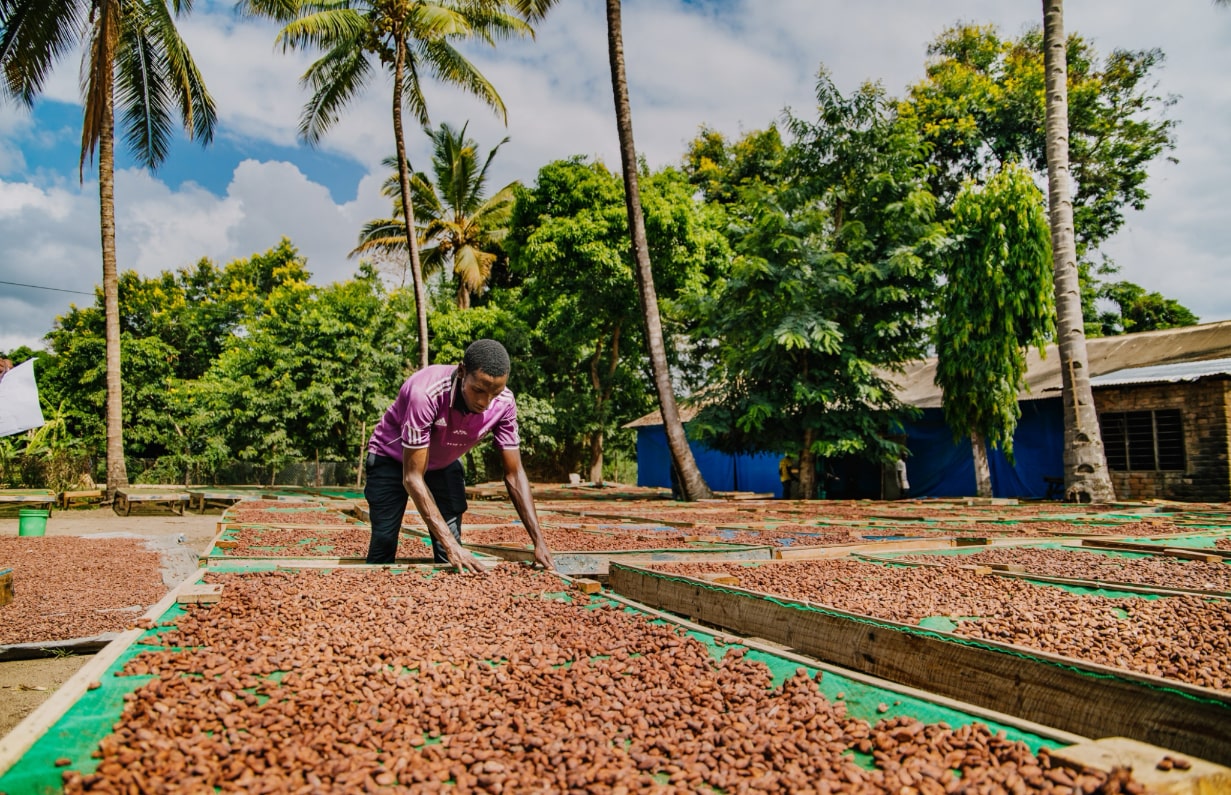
[364,454,467,564]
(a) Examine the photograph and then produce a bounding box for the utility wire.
[0,279,95,296]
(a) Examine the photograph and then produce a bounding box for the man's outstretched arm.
[501,448,555,570]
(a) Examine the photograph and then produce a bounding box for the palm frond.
[114,5,175,169]
[277,6,365,53]
[401,51,430,128]
[504,0,561,24]
[299,41,371,146]
[234,0,301,24]
[146,0,217,143]
[416,37,506,122]
[0,0,85,107]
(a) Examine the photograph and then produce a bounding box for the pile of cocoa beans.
[657,559,1231,691]
[62,567,1147,793]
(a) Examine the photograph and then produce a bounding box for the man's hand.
[442,540,488,575]
[532,543,556,571]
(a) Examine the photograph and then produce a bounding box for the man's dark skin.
[401,362,554,574]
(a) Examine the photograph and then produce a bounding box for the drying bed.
[0,536,167,647]
[204,524,431,561]
[611,560,1231,766]
[220,506,356,527]
[0,565,1167,794]
[645,559,1231,692]
[890,545,1231,595]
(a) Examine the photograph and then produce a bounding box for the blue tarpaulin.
[633,397,1065,501]
[903,401,1065,500]
[635,425,783,496]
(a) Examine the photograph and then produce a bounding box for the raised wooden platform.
[58,489,104,510]
[0,490,55,514]
[112,489,189,516]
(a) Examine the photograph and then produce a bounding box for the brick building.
[1089,359,1231,501]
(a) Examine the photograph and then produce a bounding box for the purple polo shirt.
[367,364,520,470]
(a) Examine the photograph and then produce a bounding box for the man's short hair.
[463,339,511,378]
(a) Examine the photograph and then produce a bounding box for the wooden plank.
[1082,538,1231,560]
[608,563,1231,766]
[1049,737,1230,795]
[464,543,775,577]
[571,578,602,594]
[778,536,959,560]
[990,571,1231,600]
[176,583,222,604]
[0,569,11,607]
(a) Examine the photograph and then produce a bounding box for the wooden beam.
[1049,737,1230,795]
[609,563,1231,766]
[1082,538,1231,560]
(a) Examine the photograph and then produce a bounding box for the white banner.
[0,359,46,437]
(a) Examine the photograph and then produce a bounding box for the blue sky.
[3,0,1230,352]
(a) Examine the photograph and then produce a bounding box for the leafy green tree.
[605,0,711,499]
[355,122,516,309]
[505,158,725,482]
[1096,281,1199,336]
[1042,0,1115,502]
[683,124,788,209]
[900,21,1184,328]
[688,71,946,498]
[934,164,1054,497]
[240,0,553,369]
[1,0,217,494]
[199,262,402,483]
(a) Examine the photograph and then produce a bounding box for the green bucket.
[17,508,48,537]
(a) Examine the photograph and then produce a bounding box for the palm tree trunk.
[587,326,621,486]
[799,428,816,500]
[1042,0,1115,503]
[605,0,711,500]
[100,70,128,496]
[970,430,992,498]
[393,39,430,370]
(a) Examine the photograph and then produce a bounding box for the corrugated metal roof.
[1089,356,1231,387]
[885,319,1231,408]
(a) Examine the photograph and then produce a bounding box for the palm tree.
[0,0,216,496]
[605,0,711,500]
[354,122,516,309]
[1041,0,1115,502]
[240,0,552,368]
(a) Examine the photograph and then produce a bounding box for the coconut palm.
[0,0,216,496]
[240,0,554,368]
[354,122,516,309]
[604,0,711,500]
[1041,0,1115,502]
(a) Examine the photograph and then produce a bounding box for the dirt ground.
[0,506,220,737]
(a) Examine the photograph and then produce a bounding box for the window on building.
[1099,409,1185,472]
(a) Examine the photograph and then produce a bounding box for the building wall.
[1093,379,1231,501]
